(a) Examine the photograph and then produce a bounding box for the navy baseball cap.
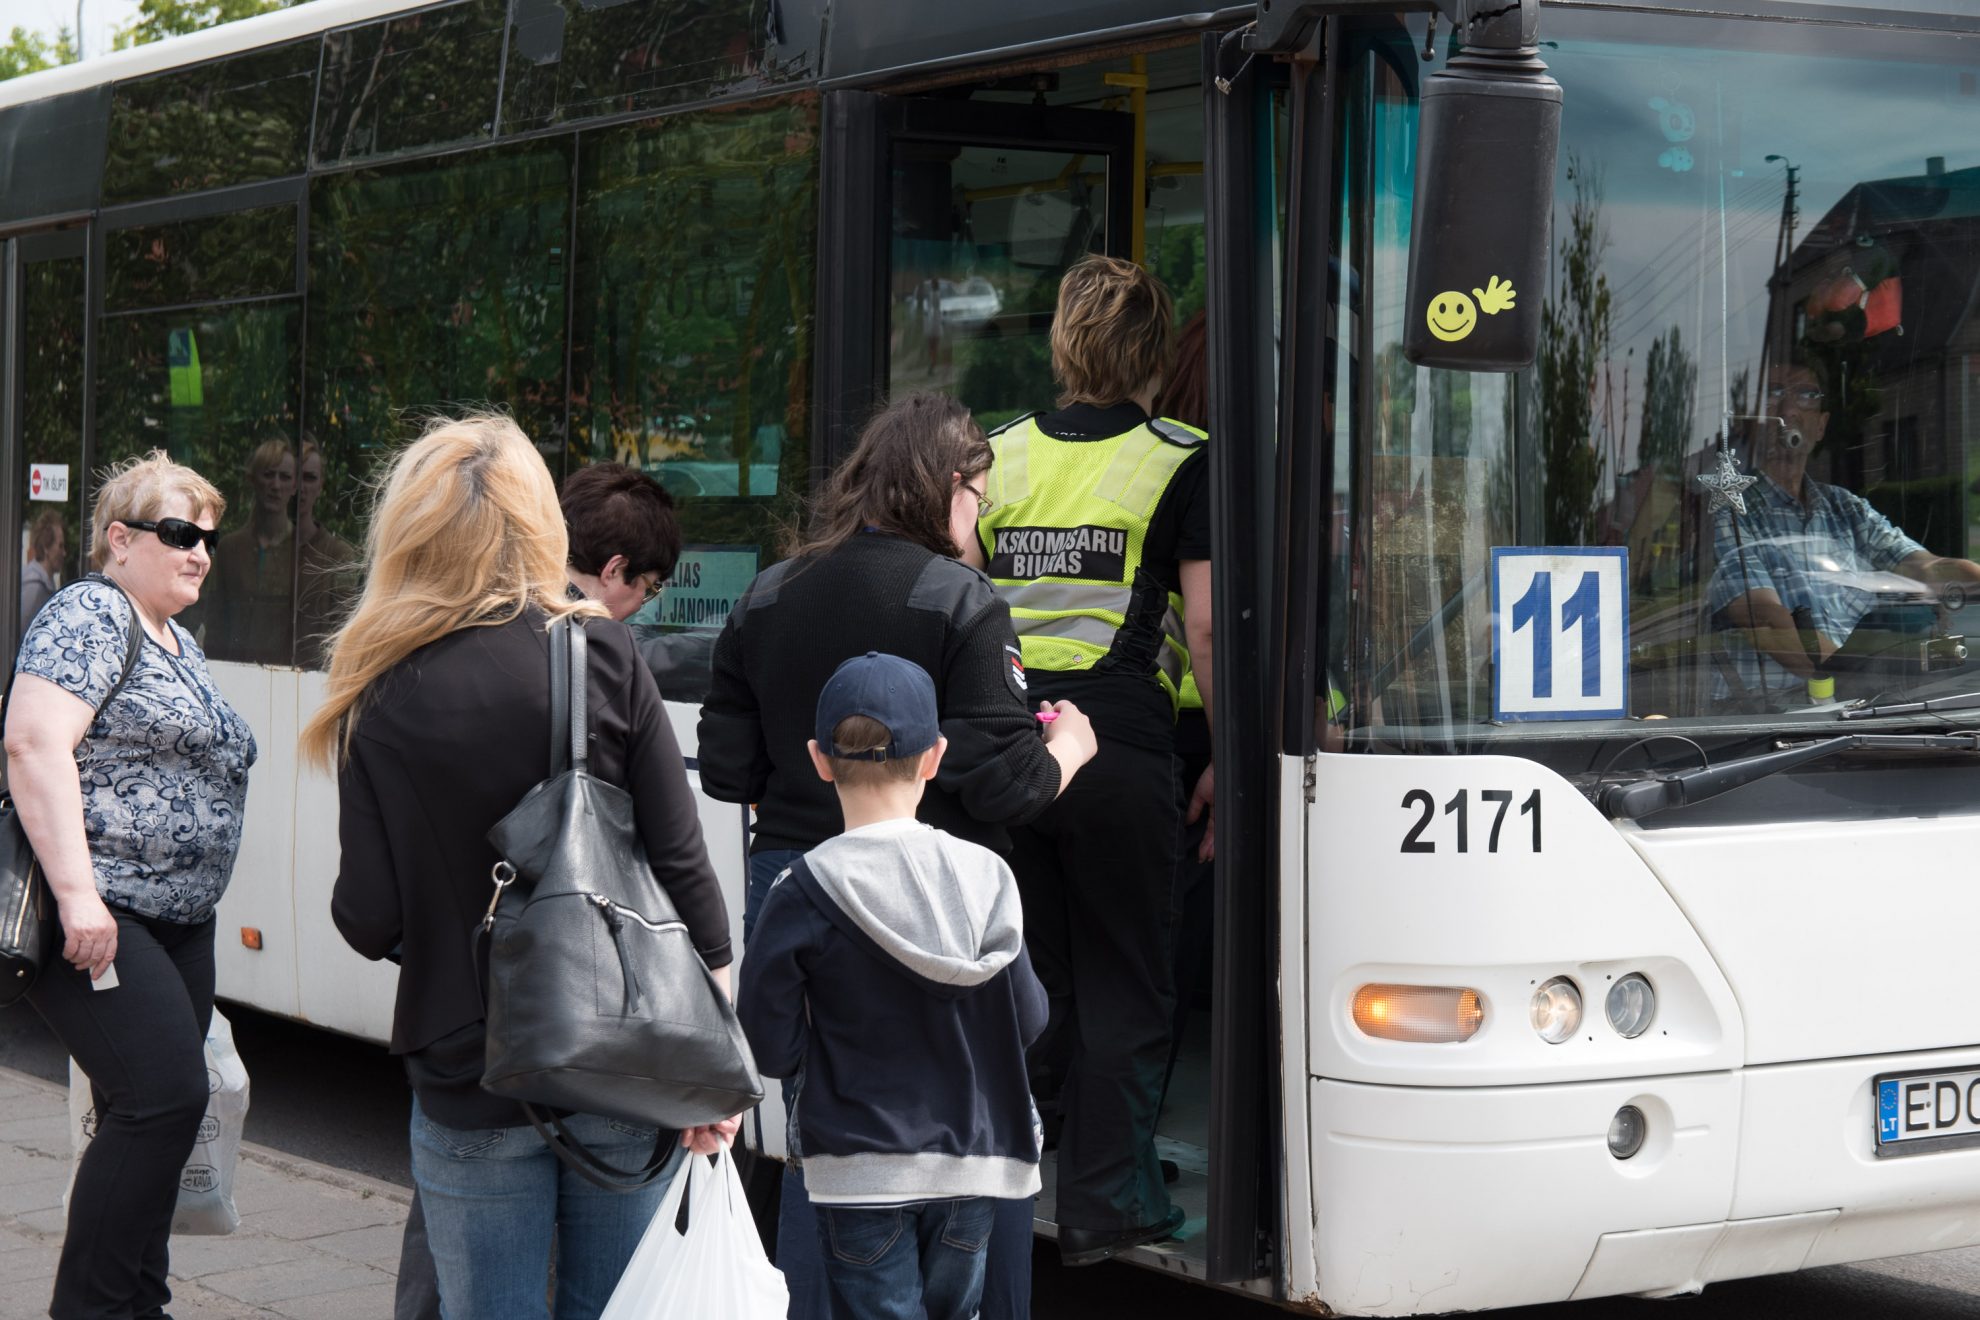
[815,652,940,761]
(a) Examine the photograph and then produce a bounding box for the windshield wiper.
[1594,732,1980,820]
[1839,690,1980,722]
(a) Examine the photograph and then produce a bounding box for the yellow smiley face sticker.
[1427,291,1478,342]
[1426,276,1520,343]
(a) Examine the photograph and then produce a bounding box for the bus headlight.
[1530,976,1582,1044]
[1604,973,1656,1039]
[1351,984,1484,1043]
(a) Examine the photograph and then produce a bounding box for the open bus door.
[814,71,1290,1289]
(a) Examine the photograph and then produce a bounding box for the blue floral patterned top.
[14,579,257,923]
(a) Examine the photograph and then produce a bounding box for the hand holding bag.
[480,617,761,1184]
[599,1147,787,1320]
[0,576,147,1007]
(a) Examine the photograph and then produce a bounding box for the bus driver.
[1708,355,1980,705]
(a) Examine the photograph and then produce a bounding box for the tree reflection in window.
[572,99,818,692]
[103,40,316,204]
[315,0,505,166]
[501,0,783,134]
[306,140,572,666]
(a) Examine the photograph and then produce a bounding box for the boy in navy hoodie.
[738,652,1047,1320]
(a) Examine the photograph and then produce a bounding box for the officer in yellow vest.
[966,256,1212,1266]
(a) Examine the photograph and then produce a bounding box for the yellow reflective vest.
[978,413,1206,707]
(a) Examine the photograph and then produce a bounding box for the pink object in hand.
[1036,711,1059,723]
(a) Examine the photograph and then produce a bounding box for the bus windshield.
[1334,11,1980,749]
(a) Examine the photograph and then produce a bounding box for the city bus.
[4,0,1980,1311]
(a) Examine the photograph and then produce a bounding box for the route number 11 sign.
[1491,547,1628,722]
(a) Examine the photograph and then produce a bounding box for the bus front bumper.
[1310,1044,1980,1316]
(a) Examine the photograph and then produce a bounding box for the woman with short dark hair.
[699,390,1097,1320]
[560,462,682,621]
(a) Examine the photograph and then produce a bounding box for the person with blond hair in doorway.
[969,255,1213,1266]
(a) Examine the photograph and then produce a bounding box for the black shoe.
[1058,1206,1187,1267]
[1161,1158,1180,1185]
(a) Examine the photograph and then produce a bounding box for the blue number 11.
[1511,569,1602,699]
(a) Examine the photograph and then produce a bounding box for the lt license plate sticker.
[1875,1067,1980,1157]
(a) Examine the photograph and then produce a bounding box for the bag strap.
[2,573,146,747]
[545,616,590,777]
[522,1101,673,1193]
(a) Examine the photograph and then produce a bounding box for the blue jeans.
[408,1097,686,1320]
[746,849,1035,1319]
[818,1199,995,1320]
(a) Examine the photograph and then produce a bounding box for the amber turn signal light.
[240,927,263,951]
[1352,984,1484,1043]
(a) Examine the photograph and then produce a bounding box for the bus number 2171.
[1400,789,1541,854]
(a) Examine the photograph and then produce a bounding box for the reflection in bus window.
[573,100,819,698]
[296,440,359,669]
[22,510,65,630]
[1337,17,1980,743]
[16,253,85,654]
[205,440,298,667]
[95,305,302,663]
[307,139,572,672]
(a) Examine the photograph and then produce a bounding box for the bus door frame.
[1201,29,1295,1289]
[812,90,1134,465]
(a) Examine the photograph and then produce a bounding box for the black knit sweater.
[697,533,1062,855]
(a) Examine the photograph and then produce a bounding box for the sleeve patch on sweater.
[1004,644,1029,699]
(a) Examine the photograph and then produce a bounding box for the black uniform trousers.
[1009,736,1181,1233]
[30,912,215,1320]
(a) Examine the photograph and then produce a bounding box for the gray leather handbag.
[479,616,761,1186]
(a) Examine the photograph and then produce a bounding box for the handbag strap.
[2,573,146,747]
[545,616,590,777]
[522,1101,674,1193]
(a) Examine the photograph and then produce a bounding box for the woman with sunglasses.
[697,390,1098,1320]
[5,450,257,1320]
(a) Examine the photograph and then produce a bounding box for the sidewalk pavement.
[0,1065,408,1320]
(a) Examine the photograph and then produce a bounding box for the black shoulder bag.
[0,575,148,1007]
[480,617,762,1189]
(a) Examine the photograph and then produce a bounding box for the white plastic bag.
[66,1007,250,1235]
[601,1147,787,1320]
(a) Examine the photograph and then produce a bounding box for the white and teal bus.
[4,0,1980,1311]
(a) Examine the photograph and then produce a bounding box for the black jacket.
[697,533,1061,855]
[331,611,729,1128]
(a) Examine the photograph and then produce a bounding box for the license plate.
[1874,1067,1980,1157]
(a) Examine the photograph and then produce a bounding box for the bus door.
[813,91,1134,457]
[2,228,88,666]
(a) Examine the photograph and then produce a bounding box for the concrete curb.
[0,1063,412,1207]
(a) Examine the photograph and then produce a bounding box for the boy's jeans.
[408,1097,684,1319]
[816,1198,996,1320]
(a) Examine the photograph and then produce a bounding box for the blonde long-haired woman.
[302,414,738,1319]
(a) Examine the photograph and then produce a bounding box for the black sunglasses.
[122,517,221,553]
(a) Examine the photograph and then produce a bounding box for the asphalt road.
[9,1004,1980,1317]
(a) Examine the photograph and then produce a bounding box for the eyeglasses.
[120,517,220,553]
[1765,384,1826,409]
[638,570,665,603]
[963,483,995,518]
